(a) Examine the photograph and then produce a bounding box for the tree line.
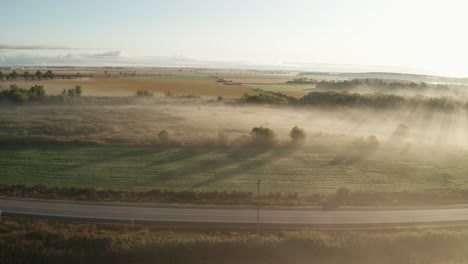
[241,90,462,111]
[0,84,82,104]
[0,70,55,81]
[315,78,450,93]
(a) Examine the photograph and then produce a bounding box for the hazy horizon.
[1,0,467,77]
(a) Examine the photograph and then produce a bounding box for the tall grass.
[1,217,468,264]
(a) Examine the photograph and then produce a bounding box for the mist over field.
[2,98,468,149]
[3,1,468,263]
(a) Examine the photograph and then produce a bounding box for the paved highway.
[1,199,468,225]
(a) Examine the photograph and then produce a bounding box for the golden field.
[7,77,254,98]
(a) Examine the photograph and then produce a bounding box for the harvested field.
[7,78,252,97]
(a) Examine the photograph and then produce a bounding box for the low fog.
[1,98,468,150]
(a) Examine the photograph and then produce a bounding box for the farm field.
[3,70,468,198]
[0,145,467,193]
[7,77,252,97]
[2,68,334,96]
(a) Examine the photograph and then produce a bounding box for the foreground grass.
[1,146,468,193]
[1,217,468,264]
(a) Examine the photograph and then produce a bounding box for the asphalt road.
[2,199,468,225]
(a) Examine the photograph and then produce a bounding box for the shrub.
[0,84,47,104]
[62,86,83,97]
[136,89,153,97]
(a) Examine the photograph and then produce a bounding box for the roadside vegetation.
[1,217,468,264]
[3,184,468,207]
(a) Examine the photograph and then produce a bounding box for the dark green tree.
[23,71,30,80]
[28,85,45,97]
[10,71,18,80]
[250,126,276,147]
[44,70,54,79]
[74,85,82,96]
[289,126,306,144]
[35,70,43,80]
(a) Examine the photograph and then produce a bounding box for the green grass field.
[1,146,467,193]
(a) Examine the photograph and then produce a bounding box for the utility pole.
[257,180,261,236]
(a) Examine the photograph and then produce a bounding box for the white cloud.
[90,50,128,58]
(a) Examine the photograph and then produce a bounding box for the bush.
[1,84,47,104]
[136,89,153,97]
[61,86,83,97]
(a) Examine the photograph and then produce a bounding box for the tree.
[23,71,30,80]
[28,85,45,97]
[35,70,43,80]
[2,84,28,104]
[60,86,82,97]
[250,126,276,147]
[158,130,170,145]
[0,71,3,81]
[74,85,82,96]
[289,126,306,144]
[10,71,18,80]
[44,70,54,79]
[67,88,75,97]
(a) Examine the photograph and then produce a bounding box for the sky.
[1,0,467,77]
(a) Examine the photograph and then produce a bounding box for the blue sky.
[1,0,467,77]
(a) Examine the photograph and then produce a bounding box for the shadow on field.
[52,148,154,173]
[149,149,267,184]
[191,148,293,188]
[32,146,294,189]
